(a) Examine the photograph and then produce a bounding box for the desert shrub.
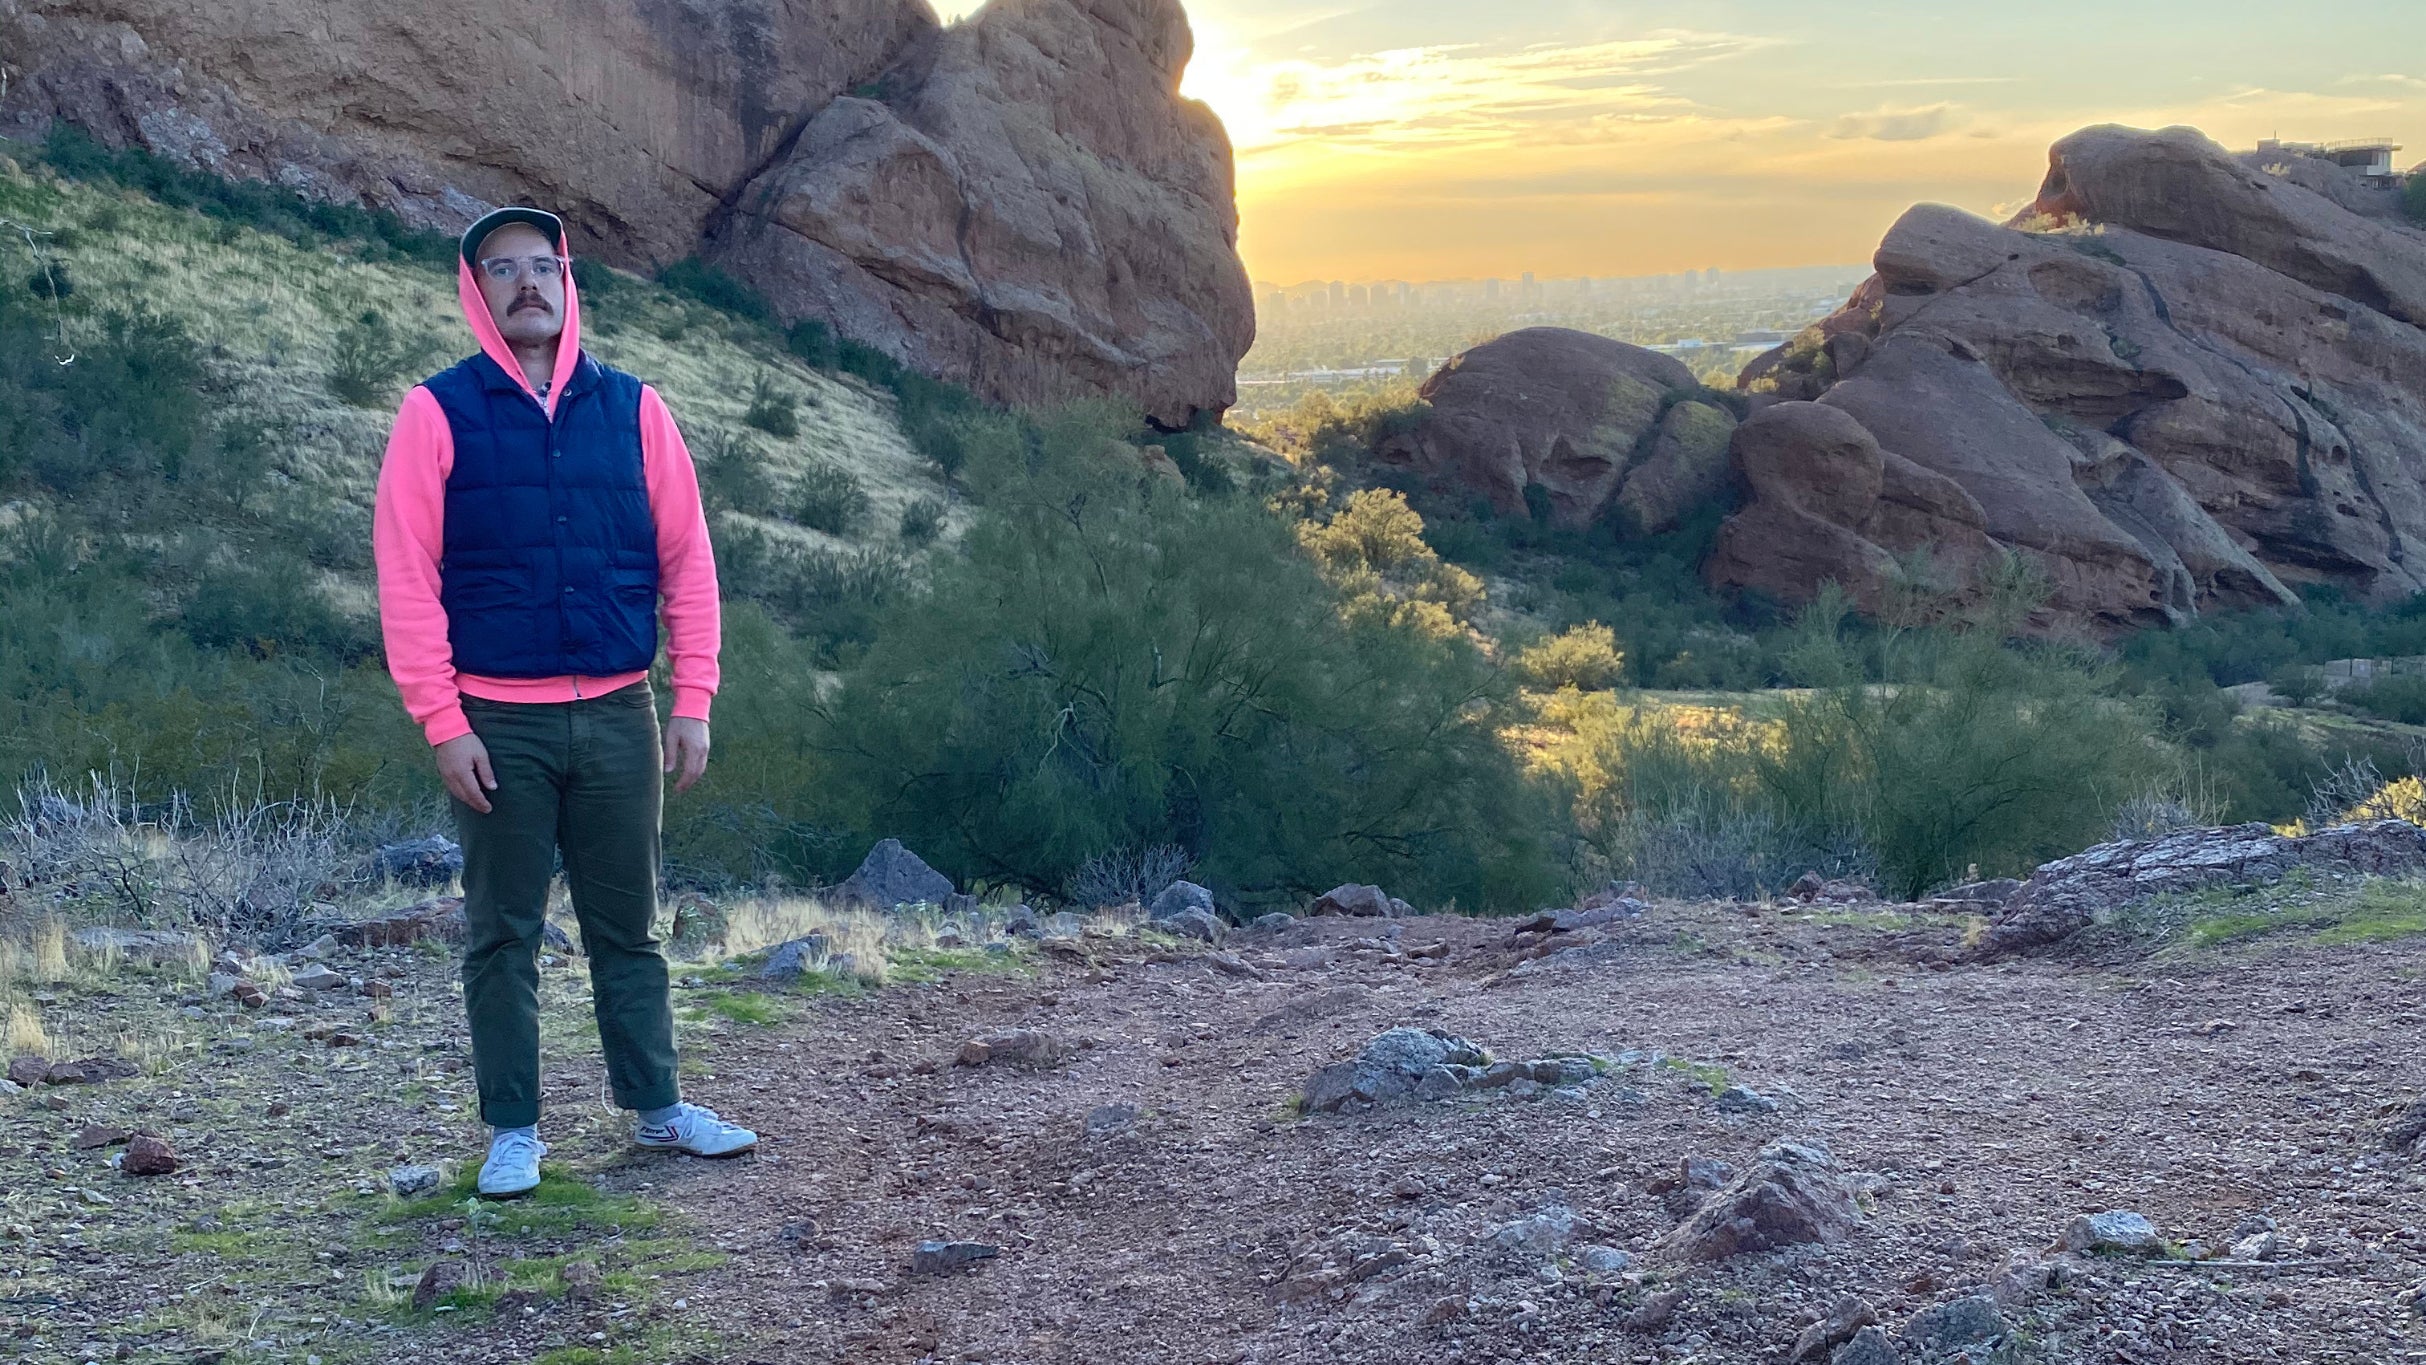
[742,370,799,438]
[37,124,450,266]
[1760,626,2166,898]
[1515,624,1626,691]
[2110,793,2202,841]
[714,522,905,664]
[899,496,946,546]
[816,405,1556,912]
[2344,672,2426,725]
[26,262,71,300]
[327,308,432,409]
[2266,664,2327,706]
[2406,173,2426,226]
[1297,487,1484,638]
[657,601,848,886]
[2345,773,2426,825]
[656,257,774,326]
[4,776,360,946]
[791,460,869,536]
[1064,844,1196,910]
[0,288,211,494]
[570,257,623,303]
[178,551,378,663]
[1157,429,1235,497]
[785,318,841,370]
[694,428,779,515]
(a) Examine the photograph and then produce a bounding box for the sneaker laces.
[678,1104,725,1129]
[489,1130,543,1164]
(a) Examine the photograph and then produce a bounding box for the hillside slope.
[0,0,1255,424]
[0,144,949,616]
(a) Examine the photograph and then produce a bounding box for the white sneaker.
[635,1103,758,1157]
[477,1130,546,1199]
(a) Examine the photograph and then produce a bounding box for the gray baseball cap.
[460,206,567,268]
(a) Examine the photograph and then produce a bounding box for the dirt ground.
[7,892,2426,1364]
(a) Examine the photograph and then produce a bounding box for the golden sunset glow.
[935,1,2426,282]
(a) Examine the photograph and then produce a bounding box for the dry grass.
[5,999,52,1055]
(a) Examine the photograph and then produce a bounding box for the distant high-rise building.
[1328,280,1347,308]
[1261,288,1287,315]
[1484,278,1501,300]
[1349,284,1370,309]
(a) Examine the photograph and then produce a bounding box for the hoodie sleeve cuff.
[424,707,474,747]
[671,686,715,724]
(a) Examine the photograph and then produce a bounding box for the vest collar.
[468,349,601,404]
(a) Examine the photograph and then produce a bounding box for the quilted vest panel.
[424,351,657,678]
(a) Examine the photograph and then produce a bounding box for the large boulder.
[829,838,955,911]
[1979,819,2426,955]
[1371,328,1732,530]
[1658,1139,1861,1262]
[0,0,1253,424]
[1301,1027,1489,1114]
[1718,124,2426,635]
[710,0,1254,427]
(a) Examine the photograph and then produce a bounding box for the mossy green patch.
[692,990,793,1026]
[379,1168,660,1239]
[885,945,1028,983]
[2153,876,2426,950]
[1656,1056,1732,1096]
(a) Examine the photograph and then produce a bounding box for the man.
[373,206,756,1199]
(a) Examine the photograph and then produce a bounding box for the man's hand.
[665,717,711,794]
[436,733,498,814]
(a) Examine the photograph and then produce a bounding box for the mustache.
[508,293,554,316]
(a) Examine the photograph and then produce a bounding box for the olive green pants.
[453,681,679,1128]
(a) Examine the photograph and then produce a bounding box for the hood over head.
[455,205,581,413]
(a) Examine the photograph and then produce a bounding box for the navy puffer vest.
[423,350,658,678]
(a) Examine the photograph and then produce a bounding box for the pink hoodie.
[372,257,721,747]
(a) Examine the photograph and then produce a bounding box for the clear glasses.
[478,254,568,284]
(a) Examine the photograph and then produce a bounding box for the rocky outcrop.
[1372,328,1737,531]
[0,0,924,263]
[1977,819,2426,956]
[1658,1139,1861,1262]
[1720,124,2426,634]
[711,0,1253,428]
[0,0,1253,423]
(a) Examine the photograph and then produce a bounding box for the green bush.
[786,318,841,370]
[815,406,1556,912]
[1515,624,1626,691]
[2405,174,2426,226]
[2345,672,2426,725]
[1758,620,2166,898]
[2266,664,2327,707]
[791,461,869,536]
[37,124,451,266]
[178,550,378,662]
[713,523,904,665]
[694,428,778,515]
[898,496,946,546]
[655,257,775,326]
[328,308,432,409]
[742,370,799,438]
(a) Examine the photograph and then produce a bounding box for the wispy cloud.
[1184,31,1771,157]
[1827,102,1966,142]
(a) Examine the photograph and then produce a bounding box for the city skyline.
[931,0,2426,283]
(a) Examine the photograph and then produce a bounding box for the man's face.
[473,224,567,346]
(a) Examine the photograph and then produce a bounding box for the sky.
[930,1,2426,284]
